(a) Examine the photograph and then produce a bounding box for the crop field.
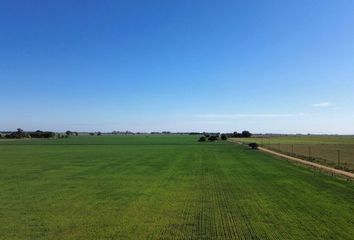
[0,135,353,239]
[235,135,354,145]
[234,136,354,172]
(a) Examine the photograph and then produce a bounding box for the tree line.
[0,128,56,139]
[0,129,81,139]
[198,131,252,142]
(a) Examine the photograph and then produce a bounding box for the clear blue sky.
[1,0,354,133]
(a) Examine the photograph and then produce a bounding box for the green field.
[233,136,354,172]
[0,135,353,239]
[235,135,354,145]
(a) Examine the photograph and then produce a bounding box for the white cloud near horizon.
[312,102,332,108]
[196,113,305,119]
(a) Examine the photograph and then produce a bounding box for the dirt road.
[259,146,354,180]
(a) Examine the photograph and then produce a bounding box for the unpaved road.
[259,146,354,180]
[229,140,354,180]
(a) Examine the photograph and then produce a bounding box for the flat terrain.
[235,135,354,145]
[234,136,354,172]
[0,136,353,239]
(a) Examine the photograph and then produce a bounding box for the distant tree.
[221,134,227,140]
[74,132,78,136]
[29,130,55,138]
[242,131,252,138]
[5,128,29,139]
[189,132,201,135]
[233,132,242,137]
[198,136,206,142]
[89,132,95,136]
[65,130,72,136]
[208,136,218,141]
[248,143,259,149]
[97,132,102,136]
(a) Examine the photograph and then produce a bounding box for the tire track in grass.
[208,145,292,239]
[146,150,203,240]
[224,145,354,239]
[224,148,308,240]
[210,151,259,240]
[148,146,244,239]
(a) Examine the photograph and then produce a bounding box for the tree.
[5,129,29,139]
[74,132,78,136]
[198,136,206,142]
[233,132,242,137]
[249,143,259,149]
[29,130,55,138]
[221,134,227,140]
[97,132,102,136]
[66,130,72,136]
[89,133,95,136]
[208,135,218,141]
[242,131,252,138]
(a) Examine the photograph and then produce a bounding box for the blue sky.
[1,0,354,133]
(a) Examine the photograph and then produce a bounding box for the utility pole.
[308,146,312,160]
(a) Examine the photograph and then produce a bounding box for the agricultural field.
[235,135,354,145]
[234,135,354,172]
[0,135,353,239]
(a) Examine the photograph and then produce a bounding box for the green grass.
[0,135,353,239]
[232,136,354,172]
[234,135,354,145]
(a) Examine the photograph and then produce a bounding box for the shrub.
[221,134,227,140]
[97,132,102,136]
[249,143,259,150]
[208,136,218,141]
[198,136,206,142]
[29,130,55,138]
[5,129,30,139]
[89,133,95,136]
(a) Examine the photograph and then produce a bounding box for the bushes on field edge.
[208,136,218,141]
[198,136,206,142]
[3,128,57,139]
[249,143,259,150]
[198,131,252,142]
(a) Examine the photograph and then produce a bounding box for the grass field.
[0,135,353,239]
[234,135,354,145]
[234,135,354,172]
